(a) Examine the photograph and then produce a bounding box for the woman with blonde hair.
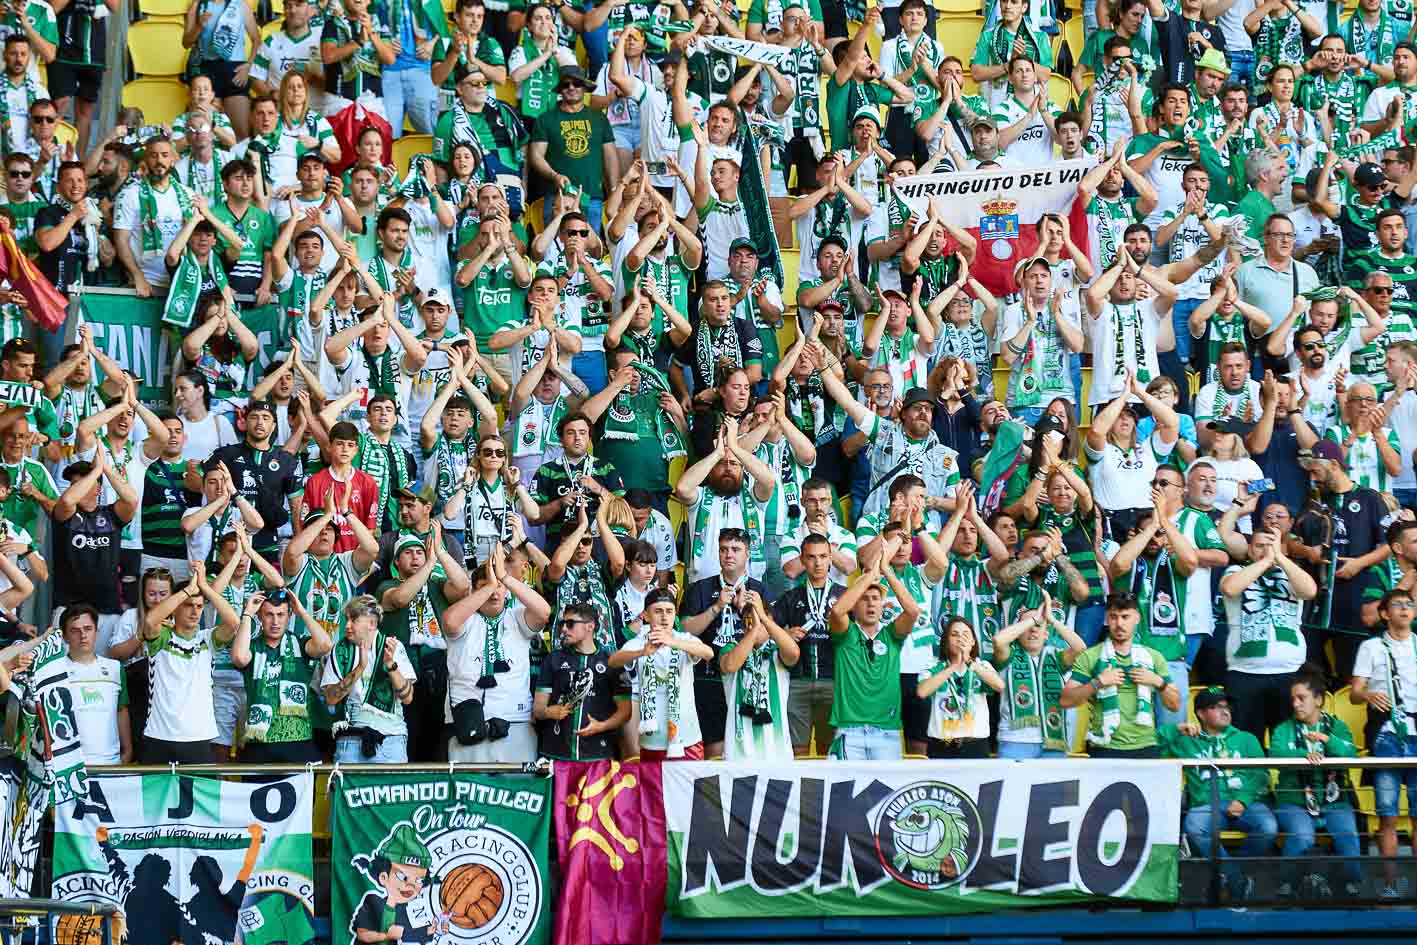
[266,71,341,190]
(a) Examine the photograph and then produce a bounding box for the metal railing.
[0,898,120,945]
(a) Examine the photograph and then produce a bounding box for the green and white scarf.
[1111,302,1152,384]
[558,562,615,649]
[182,150,226,201]
[1344,9,1397,70]
[434,432,474,510]
[0,72,41,151]
[328,632,396,733]
[600,360,685,459]
[163,247,229,329]
[932,661,978,737]
[1007,645,1067,752]
[370,245,416,328]
[1092,639,1156,746]
[1234,568,1305,659]
[1383,634,1416,738]
[512,395,568,458]
[478,611,509,687]
[690,483,763,569]
[1293,712,1347,813]
[734,636,777,728]
[638,632,685,740]
[1130,551,1181,641]
[517,31,560,118]
[694,321,743,388]
[138,175,193,253]
[243,631,312,742]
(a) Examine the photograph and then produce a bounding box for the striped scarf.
[1007,645,1067,751]
[1092,640,1155,746]
[0,72,40,153]
[138,175,193,254]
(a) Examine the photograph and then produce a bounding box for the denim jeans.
[834,725,903,760]
[1156,658,1189,728]
[383,67,438,137]
[1172,298,1203,366]
[1228,50,1256,92]
[1373,730,1417,816]
[1395,488,1417,513]
[1074,603,1106,646]
[759,532,788,601]
[335,733,409,763]
[1184,800,1278,882]
[997,740,1066,760]
[571,350,607,397]
[1274,803,1362,883]
[1070,352,1083,412]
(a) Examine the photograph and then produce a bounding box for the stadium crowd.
[0,0,1413,903]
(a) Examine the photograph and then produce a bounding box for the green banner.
[331,772,553,945]
[52,773,317,945]
[77,290,289,405]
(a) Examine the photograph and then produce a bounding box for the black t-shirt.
[535,645,627,761]
[53,503,125,613]
[674,315,764,391]
[772,581,845,680]
[1294,486,1390,633]
[530,455,624,547]
[208,442,303,553]
[34,202,90,296]
[682,575,767,682]
[1255,420,1307,517]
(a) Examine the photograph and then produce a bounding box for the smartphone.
[1248,478,1276,495]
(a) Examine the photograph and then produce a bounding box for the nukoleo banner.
[664,760,1180,917]
[331,772,553,945]
[51,773,316,945]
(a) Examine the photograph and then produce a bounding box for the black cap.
[245,399,277,418]
[1205,416,1254,436]
[556,65,594,90]
[661,49,684,66]
[1194,687,1232,712]
[1355,162,1387,188]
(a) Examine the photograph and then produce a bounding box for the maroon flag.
[0,229,65,332]
[554,759,667,945]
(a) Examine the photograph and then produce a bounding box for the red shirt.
[300,467,379,552]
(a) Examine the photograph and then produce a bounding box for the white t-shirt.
[63,655,125,765]
[637,508,678,572]
[1194,379,1263,425]
[320,636,416,736]
[1223,564,1307,674]
[404,199,454,303]
[272,194,345,273]
[1388,389,1417,491]
[250,27,321,89]
[1207,456,1263,523]
[627,628,702,756]
[145,624,218,742]
[1086,298,1164,406]
[446,607,537,724]
[181,412,238,462]
[992,92,1058,168]
[113,179,189,287]
[1084,430,1177,512]
[1354,632,1417,737]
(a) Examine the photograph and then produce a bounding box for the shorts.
[211,675,247,747]
[241,739,322,764]
[140,736,212,764]
[900,674,931,744]
[695,677,728,745]
[197,59,249,100]
[612,122,642,153]
[1373,729,1417,817]
[786,677,834,751]
[47,61,103,102]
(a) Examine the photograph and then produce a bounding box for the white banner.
[663,760,1181,917]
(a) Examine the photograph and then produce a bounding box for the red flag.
[554,759,667,945]
[0,230,65,332]
[963,199,1093,299]
[326,102,393,177]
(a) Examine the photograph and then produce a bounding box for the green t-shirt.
[1268,714,1357,809]
[241,630,317,744]
[140,460,198,559]
[0,457,57,538]
[1235,189,1278,241]
[830,620,904,730]
[594,392,672,492]
[1158,723,1271,807]
[211,201,277,291]
[376,576,451,651]
[1067,643,1172,751]
[824,78,894,152]
[2,198,46,256]
[529,106,615,200]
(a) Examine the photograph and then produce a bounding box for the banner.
[52,773,317,945]
[892,160,1092,297]
[553,760,667,945]
[331,772,553,945]
[663,760,1180,918]
[77,290,289,405]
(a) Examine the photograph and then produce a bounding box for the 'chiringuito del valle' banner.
[663,760,1180,917]
[52,772,316,945]
[331,772,553,945]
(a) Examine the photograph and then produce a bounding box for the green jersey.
[1158,723,1271,807]
[2,197,45,256]
[140,460,198,560]
[210,201,276,292]
[1324,422,1402,492]
[242,629,317,744]
[0,457,55,537]
[830,621,904,730]
[1068,643,1172,750]
[289,550,366,642]
[1269,714,1357,809]
[459,256,528,350]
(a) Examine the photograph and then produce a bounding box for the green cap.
[377,823,431,869]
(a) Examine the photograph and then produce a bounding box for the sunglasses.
[1264,231,1296,239]
[480,448,506,457]
[1151,479,1182,488]
[1299,342,1324,352]
[1368,286,1395,294]
[7,170,29,179]
[578,537,594,546]
[566,228,590,237]
[465,80,489,88]
[29,115,55,124]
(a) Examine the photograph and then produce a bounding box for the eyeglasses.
[29,115,55,124]
[1151,479,1183,489]
[7,170,29,179]
[1388,600,1416,609]
[559,618,590,627]
[865,383,892,392]
[566,228,590,237]
[1350,394,1379,404]
[1368,286,1395,294]
[480,448,506,457]
[1264,231,1296,239]
[1299,342,1324,352]
[466,80,489,88]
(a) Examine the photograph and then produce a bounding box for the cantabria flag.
[892,160,1092,298]
[51,774,316,945]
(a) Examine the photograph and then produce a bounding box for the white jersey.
[1086,298,1164,406]
[446,608,537,724]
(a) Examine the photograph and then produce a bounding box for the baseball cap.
[882,288,908,303]
[245,399,277,419]
[815,299,845,315]
[660,49,684,67]
[396,478,438,505]
[729,237,758,255]
[555,65,594,90]
[422,287,453,308]
[1355,162,1387,188]
[1205,416,1255,436]
[1299,439,1346,468]
[1194,686,1233,712]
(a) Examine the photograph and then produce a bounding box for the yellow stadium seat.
[55,119,77,151]
[128,19,190,77]
[122,77,191,126]
[392,133,434,178]
[936,0,983,11]
[1058,14,1085,65]
[780,248,800,308]
[1048,72,1075,111]
[140,0,188,16]
[937,13,984,77]
[496,80,518,105]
